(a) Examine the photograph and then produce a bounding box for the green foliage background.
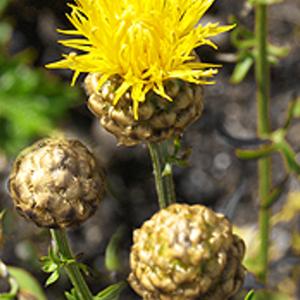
[0,0,79,156]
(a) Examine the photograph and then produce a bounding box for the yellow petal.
[113,81,132,105]
[46,0,234,117]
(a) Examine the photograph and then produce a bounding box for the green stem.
[147,141,176,209]
[255,4,271,284]
[50,229,94,300]
[161,142,176,204]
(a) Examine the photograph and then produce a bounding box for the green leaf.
[8,266,47,300]
[40,251,59,274]
[105,227,125,272]
[230,21,255,50]
[77,262,89,276]
[286,98,300,123]
[284,100,297,129]
[41,245,65,287]
[173,137,182,154]
[252,290,291,300]
[41,244,62,274]
[268,44,290,60]
[94,282,126,300]
[278,141,300,174]
[0,276,18,300]
[262,176,288,209]
[45,270,60,287]
[266,44,290,65]
[0,210,5,220]
[236,144,275,160]
[245,290,255,300]
[168,139,191,168]
[41,261,58,273]
[65,292,76,300]
[65,289,81,300]
[230,55,254,84]
[49,245,61,263]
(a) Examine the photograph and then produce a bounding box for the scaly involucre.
[47,0,233,118]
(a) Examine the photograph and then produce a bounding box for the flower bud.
[8,138,105,228]
[128,203,246,300]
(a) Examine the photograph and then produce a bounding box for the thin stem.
[161,142,176,203]
[50,229,94,300]
[255,3,271,284]
[147,141,176,209]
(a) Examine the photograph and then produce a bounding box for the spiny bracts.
[128,203,246,300]
[9,138,105,228]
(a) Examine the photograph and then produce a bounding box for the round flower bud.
[128,203,246,300]
[85,74,203,146]
[8,138,105,228]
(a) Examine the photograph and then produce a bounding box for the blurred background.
[0,0,300,299]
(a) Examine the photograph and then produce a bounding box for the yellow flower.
[46,0,234,119]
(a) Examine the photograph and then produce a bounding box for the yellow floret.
[46,0,234,119]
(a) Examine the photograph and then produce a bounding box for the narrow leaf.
[45,270,60,287]
[245,290,255,300]
[278,141,300,174]
[65,289,81,300]
[8,266,46,300]
[105,227,124,272]
[65,292,76,300]
[230,55,254,84]
[268,44,290,59]
[41,261,58,273]
[0,277,18,300]
[252,290,292,300]
[236,144,275,160]
[292,100,300,118]
[284,99,297,129]
[262,176,288,209]
[94,281,126,300]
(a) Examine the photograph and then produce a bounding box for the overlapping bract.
[9,138,105,228]
[129,204,246,300]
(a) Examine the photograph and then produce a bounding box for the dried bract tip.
[8,138,105,228]
[128,203,246,300]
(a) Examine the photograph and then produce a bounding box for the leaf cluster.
[230,19,289,84]
[41,245,87,287]
[162,138,192,176]
[235,97,300,208]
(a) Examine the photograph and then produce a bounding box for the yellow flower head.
[46,0,234,119]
